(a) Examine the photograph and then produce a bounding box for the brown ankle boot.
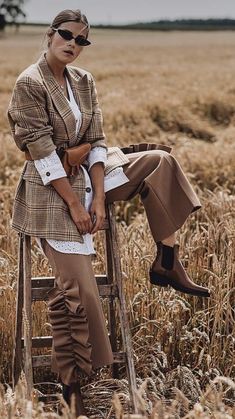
[149,242,210,298]
[62,382,87,416]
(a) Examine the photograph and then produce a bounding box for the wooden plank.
[31,274,108,288]
[32,287,52,301]
[13,233,24,388]
[32,283,118,301]
[21,336,53,348]
[98,284,119,297]
[32,355,51,368]
[23,235,33,399]
[32,352,126,368]
[96,275,109,285]
[31,277,55,288]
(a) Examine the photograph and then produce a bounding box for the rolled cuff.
[104,167,129,192]
[87,146,107,171]
[90,140,107,150]
[26,135,56,160]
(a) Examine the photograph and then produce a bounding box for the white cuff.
[34,150,67,186]
[87,146,107,171]
[104,167,129,192]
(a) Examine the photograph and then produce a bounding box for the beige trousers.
[43,150,201,385]
[106,150,201,241]
[41,239,114,385]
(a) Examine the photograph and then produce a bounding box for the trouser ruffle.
[47,285,93,385]
[41,240,114,385]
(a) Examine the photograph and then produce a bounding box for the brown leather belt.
[24,147,65,161]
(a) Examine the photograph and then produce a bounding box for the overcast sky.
[24,0,235,25]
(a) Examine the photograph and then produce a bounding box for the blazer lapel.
[37,54,77,144]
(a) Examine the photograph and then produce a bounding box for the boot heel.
[149,271,169,287]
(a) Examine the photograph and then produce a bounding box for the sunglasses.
[52,27,91,46]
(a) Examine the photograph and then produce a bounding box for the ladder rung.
[22,330,113,349]
[22,330,115,349]
[32,355,51,368]
[99,284,119,297]
[31,277,54,288]
[32,352,126,368]
[31,274,109,288]
[32,288,53,301]
[21,336,53,348]
[32,283,118,301]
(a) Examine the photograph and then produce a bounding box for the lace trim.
[34,150,67,185]
[34,149,63,168]
[105,167,125,179]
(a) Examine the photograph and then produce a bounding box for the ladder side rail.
[13,233,24,388]
[107,204,139,414]
[23,235,33,399]
[105,206,120,378]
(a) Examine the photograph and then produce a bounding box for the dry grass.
[0,27,234,417]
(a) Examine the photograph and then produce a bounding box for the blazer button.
[46,172,50,176]
[85,187,91,193]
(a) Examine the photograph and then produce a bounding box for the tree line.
[95,19,235,31]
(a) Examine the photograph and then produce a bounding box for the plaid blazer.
[7,54,129,242]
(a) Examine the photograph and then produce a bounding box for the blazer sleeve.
[7,76,56,160]
[83,73,107,151]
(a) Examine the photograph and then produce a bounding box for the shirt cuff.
[34,150,67,186]
[87,146,107,171]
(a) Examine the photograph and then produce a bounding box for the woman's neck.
[45,51,66,82]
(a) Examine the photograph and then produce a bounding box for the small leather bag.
[25,143,91,177]
[57,143,91,177]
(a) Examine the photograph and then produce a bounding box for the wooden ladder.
[12,203,139,413]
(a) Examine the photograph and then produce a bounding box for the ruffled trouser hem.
[47,286,93,385]
[41,239,114,385]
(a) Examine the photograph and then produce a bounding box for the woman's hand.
[68,198,93,235]
[90,195,106,234]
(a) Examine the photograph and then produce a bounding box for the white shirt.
[34,77,129,255]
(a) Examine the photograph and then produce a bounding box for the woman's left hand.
[90,195,106,234]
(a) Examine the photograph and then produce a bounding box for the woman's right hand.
[50,178,93,235]
[68,199,93,235]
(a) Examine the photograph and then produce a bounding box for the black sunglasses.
[52,27,91,46]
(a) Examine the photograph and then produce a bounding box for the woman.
[7,9,210,415]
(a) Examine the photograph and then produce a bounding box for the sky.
[24,0,235,25]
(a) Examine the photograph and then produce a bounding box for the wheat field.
[0,26,235,418]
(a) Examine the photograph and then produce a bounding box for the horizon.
[23,17,235,26]
[23,0,235,25]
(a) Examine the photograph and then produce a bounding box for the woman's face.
[48,21,89,64]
